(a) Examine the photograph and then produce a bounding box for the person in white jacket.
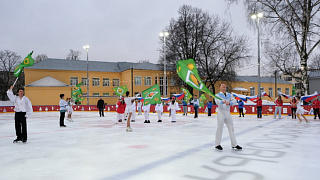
[137,100,142,115]
[155,102,163,122]
[169,97,179,123]
[7,86,33,143]
[143,103,151,123]
[214,83,242,151]
[131,100,136,122]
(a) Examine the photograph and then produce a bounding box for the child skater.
[155,101,163,122]
[116,97,126,124]
[296,96,309,123]
[67,98,74,122]
[169,97,179,123]
[131,99,136,122]
[137,100,142,115]
[143,103,151,123]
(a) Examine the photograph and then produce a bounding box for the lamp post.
[159,31,169,98]
[83,45,90,105]
[251,12,263,97]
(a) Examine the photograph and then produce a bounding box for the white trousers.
[157,112,162,120]
[144,111,149,120]
[215,110,237,147]
[131,111,135,120]
[171,109,176,122]
[116,113,124,123]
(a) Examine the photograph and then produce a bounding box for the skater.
[131,99,136,122]
[155,101,163,122]
[274,95,283,119]
[256,97,262,118]
[116,97,126,124]
[97,98,105,117]
[238,99,244,117]
[124,91,134,132]
[137,100,142,115]
[67,98,74,122]
[7,86,33,143]
[193,95,199,118]
[207,100,213,116]
[182,99,188,116]
[214,83,242,151]
[312,97,320,119]
[296,96,308,123]
[59,94,68,127]
[169,97,179,122]
[143,103,151,123]
[290,97,298,119]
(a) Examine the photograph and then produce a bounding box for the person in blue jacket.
[207,100,213,116]
[238,99,244,117]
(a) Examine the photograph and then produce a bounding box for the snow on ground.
[0,111,319,180]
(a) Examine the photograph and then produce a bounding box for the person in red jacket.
[290,97,298,119]
[116,97,126,124]
[256,97,263,118]
[274,95,283,119]
[312,97,320,119]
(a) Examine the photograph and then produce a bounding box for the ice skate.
[215,145,223,151]
[158,120,162,122]
[144,120,148,123]
[126,127,132,132]
[131,120,135,122]
[13,139,22,143]
[232,145,242,150]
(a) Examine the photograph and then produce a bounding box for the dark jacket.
[97,99,105,109]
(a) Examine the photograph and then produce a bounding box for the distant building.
[280,71,303,96]
[309,70,320,94]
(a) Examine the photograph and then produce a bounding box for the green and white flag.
[14,51,35,77]
[113,85,128,96]
[142,84,161,106]
[181,87,192,101]
[292,85,297,95]
[72,82,83,96]
[176,59,221,100]
[199,93,207,108]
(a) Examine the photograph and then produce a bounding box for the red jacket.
[290,99,297,108]
[275,99,283,107]
[256,99,262,107]
[312,99,320,109]
[116,101,126,113]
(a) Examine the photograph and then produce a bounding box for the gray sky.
[0,0,259,75]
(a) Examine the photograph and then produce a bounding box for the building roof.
[309,70,320,78]
[26,58,160,72]
[235,76,292,84]
[25,76,70,87]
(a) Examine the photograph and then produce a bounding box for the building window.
[277,88,281,95]
[295,83,303,89]
[145,76,152,86]
[260,87,264,95]
[70,77,78,86]
[113,79,120,87]
[269,87,273,97]
[82,78,88,86]
[92,78,100,86]
[92,93,100,97]
[284,76,293,81]
[159,77,168,96]
[285,88,290,95]
[170,77,176,86]
[155,77,158,85]
[250,87,255,96]
[103,93,110,97]
[135,76,142,85]
[103,78,110,87]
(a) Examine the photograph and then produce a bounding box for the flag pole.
[12,77,19,87]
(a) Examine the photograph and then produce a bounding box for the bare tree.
[0,50,23,100]
[159,5,251,94]
[309,54,320,70]
[227,0,320,95]
[35,54,48,63]
[66,49,81,60]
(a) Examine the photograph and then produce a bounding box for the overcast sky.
[0,0,260,75]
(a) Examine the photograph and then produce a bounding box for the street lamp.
[251,12,263,97]
[159,31,169,98]
[83,45,90,105]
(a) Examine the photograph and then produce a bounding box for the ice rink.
[0,111,319,180]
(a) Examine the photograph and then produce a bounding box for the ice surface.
[0,111,319,180]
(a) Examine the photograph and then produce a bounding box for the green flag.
[142,84,161,105]
[199,93,207,108]
[14,51,35,77]
[113,85,128,96]
[72,82,83,96]
[292,85,297,95]
[176,59,221,100]
[181,87,192,101]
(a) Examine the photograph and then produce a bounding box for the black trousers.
[194,106,198,118]
[15,112,27,140]
[208,108,212,116]
[99,108,104,117]
[239,108,244,117]
[257,106,262,118]
[314,108,320,119]
[60,112,65,126]
[291,108,297,119]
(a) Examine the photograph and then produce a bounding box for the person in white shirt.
[124,91,135,132]
[214,83,242,151]
[169,97,179,123]
[59,94,68,127]
[143,103,151,123]
[155,101,163,122]
[7,86,33,143]
[137,100,142,115]
[193,95,200,118]
[131,100,136,122]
